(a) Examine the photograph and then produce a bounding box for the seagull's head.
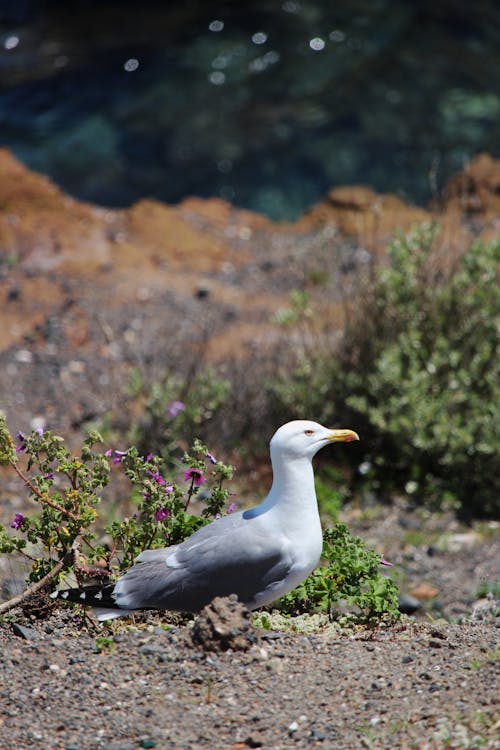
[270,420,359,461]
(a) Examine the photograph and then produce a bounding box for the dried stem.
[0,535,82,616]
[11,463,79,522]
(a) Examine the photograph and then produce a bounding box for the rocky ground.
[0,150,499,749]
[0,598,498,750]
[0,501,498,750]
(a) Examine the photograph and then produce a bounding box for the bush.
[278,524,400,623]
[273,226,500,516]
[0,415,234,588]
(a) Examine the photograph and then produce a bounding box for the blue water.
[1,1,499,220]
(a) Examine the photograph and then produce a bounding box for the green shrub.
[272,227,500,516]
[0,415,234,588]
[278,524,400,623]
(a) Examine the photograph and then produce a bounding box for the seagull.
[51,420,359,620]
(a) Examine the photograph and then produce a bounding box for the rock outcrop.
[0,147,498,440]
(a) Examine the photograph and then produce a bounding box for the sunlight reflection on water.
[0,2,499,219]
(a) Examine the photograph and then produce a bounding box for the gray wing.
[112,511,293,612]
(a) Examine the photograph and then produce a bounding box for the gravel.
[0,606,498,750]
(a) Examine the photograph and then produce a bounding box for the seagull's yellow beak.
[327,428,360,443]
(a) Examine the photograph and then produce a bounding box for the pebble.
[311,728,326,741]
[15,349,33,363]
[244,734,264,748]
[398,594,422,614]
[11,623,39,641]
[266,657,285,674]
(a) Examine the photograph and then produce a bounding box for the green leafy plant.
[0,414,234,609]
[103,439,234,571]
[278,523,400,623]
[94,635,115,653]
[272,227,500,517]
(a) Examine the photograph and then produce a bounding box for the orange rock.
[298,184,430,252]
[409,583,440,601]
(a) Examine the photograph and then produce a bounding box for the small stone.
[409,583,439,600]
[11,623,39,641]
[311,728,326,741]
[244,734,264,748]
[398,594,422,615]
[195,286,210,299]
[266,657,285,674]
[428,639,444,648]
[443,532,478,551]
[402,655,413,664]
[7,286,20,301]
[288,721,299,733]
[15,349,33,363]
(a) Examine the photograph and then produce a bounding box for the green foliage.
[315,467,347,523]
[126,367,230,469]
[278,524,400,623]
[272,227,500,516]
[104,439,234,571]
[272,289,312,326]
[0,413,16,465]
[94,635,115,653]
[344,230,499,515]
[0,417,234,586]
[0,424,110,582]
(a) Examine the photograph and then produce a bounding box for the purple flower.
[380,559,393,567]
[15,432,26,453]
[146,453,154,462]
[147,470,166,486]
[146,472,174,496]
[43,472,54,480]
[154,508,170,522]
[227,502,235,515]
[105,446,128,463]
[35,427,44,436]
[206,451,217,464]
[183,467,206,486]
[167,400,186,419]
[10,513,25,530]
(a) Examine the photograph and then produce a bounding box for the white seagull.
[52,420,359,620]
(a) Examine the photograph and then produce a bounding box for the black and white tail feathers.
[50,584,133,621]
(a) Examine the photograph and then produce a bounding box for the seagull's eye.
[304,429,314,436]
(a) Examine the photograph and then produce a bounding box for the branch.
[11,463,79,522]
[0,535,82,616]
